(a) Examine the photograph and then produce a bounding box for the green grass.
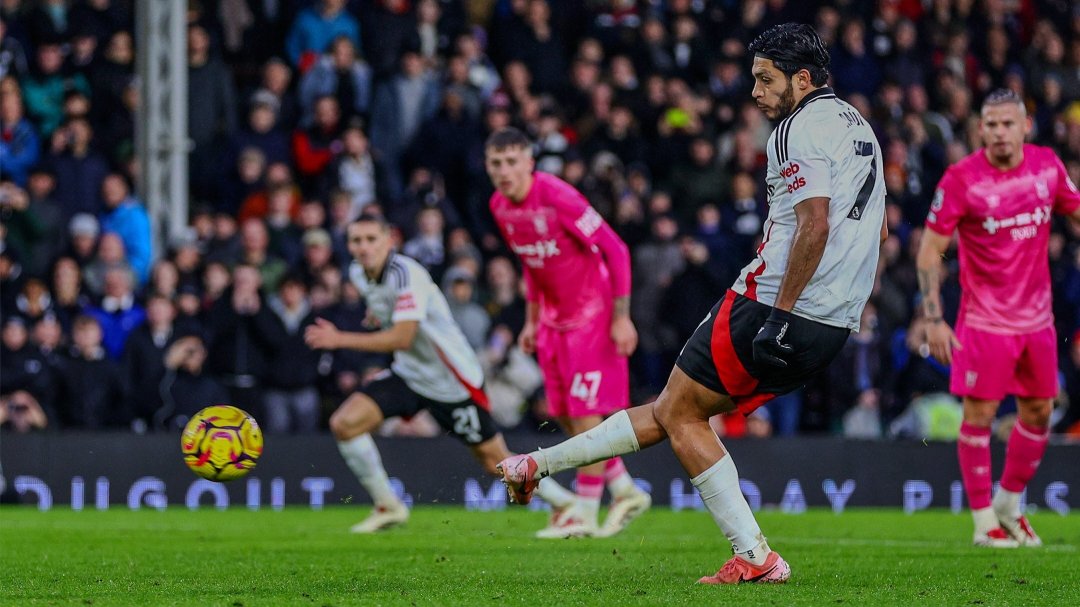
[1,507,1078,606]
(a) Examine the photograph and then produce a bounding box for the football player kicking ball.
[486,127,652,538]
[917,89,1080,548]
[497,23,887,583]
[304,215,577,533]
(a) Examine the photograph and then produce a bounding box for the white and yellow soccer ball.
[181,405,263,481]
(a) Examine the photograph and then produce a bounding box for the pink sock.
[603,457,626,482]
[575,473,604,501]
[1000,420,1049,493]
[957,422,993,510]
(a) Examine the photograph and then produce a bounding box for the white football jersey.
[349,253,483,403]
[732,87,885,330]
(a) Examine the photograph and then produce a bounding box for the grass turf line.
[1,507,1078,606]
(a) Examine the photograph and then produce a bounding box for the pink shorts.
[536,313,629,419]
[949,323,1058,400]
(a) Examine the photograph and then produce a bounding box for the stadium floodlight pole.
[136,0,190,260]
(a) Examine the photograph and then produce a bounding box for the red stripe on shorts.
[709,291,759,396]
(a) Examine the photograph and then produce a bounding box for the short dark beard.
[775,80,796,121]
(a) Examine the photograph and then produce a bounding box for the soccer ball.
[181,405,263,481]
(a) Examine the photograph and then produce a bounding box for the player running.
[486,127,652,538]
[917,89,1080,548]
[304,214,576,533]
[497,23,887,583]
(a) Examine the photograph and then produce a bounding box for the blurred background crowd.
[2,0,1080,440]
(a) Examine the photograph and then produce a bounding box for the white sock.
[337,434,399,507]
[692,455,770,566]
[532,410,640,476]
[972,507,998,534]
[607,471,637,498]
[992,489,1022,519]
[535,477,576,509]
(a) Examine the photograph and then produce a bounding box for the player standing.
[304,215,576,533]
[497,23,887,583]
[486,127,652,538]
[917,89,1080,548]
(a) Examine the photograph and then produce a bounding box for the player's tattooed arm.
[915,229,952,322]
[613,296,630,318]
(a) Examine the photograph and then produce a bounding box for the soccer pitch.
[1,507,1077,606]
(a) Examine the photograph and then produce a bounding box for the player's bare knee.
[1017,398,1052,427]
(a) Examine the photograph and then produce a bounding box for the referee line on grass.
[770,536,1077,552]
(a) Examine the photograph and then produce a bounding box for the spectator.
[0,182,44,271]
[121,294,179,428]
[22,167,66,276]
[296,228,337,288]
[85,265,146,360]
[299,35,372,125]
[187,24,237,198]
[157,335,228,431]
[0,21,29,80]
[443,265,489,351]
[236,218,288,293]
[45,117,109,219]
[0,83,40,186]
[20,41,91,136]
[264,274,320,433]
[0,316,52,409]
[402,206,446,279]
[220,147,267,218]
[148,258,180,300]
[369,50,442,202]
[285,0,360,70]
[225,95,290,171]
[49,256,89,332]
[263,184,304,266]
[0,390,50,433]
[323,119,378,219]
[238,161,302,223]
[249,58,299,130]
[54,314,128,429]
[98,173,152,286]
[88,30,134,128]
[291,95,343,184]
[82,232,132,298]
[206,264,286,418]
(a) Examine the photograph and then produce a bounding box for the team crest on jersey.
[533,216,548,234]
[1035,180,1049,200]
[986,194,1000,209]
[965,371,978,389]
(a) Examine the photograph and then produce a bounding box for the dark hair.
[484,127,532,152]
[352,213,392,232]
[748,23,830,86]
[982,88,1024,111]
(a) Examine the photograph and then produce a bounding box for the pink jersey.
[925,144,1080,334]
[490,172,631,331]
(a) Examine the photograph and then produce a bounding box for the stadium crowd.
[1,0,1079,439]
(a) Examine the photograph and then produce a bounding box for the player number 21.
[570,371,603,405]
[452,406,482,443]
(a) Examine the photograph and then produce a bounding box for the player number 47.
[570,371,603,405]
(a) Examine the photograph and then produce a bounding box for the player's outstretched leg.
[993,399,1051,546]
[469,433,582,537]
[496,407,652,504]
[332,395,408,533]
[595,457,652,538]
